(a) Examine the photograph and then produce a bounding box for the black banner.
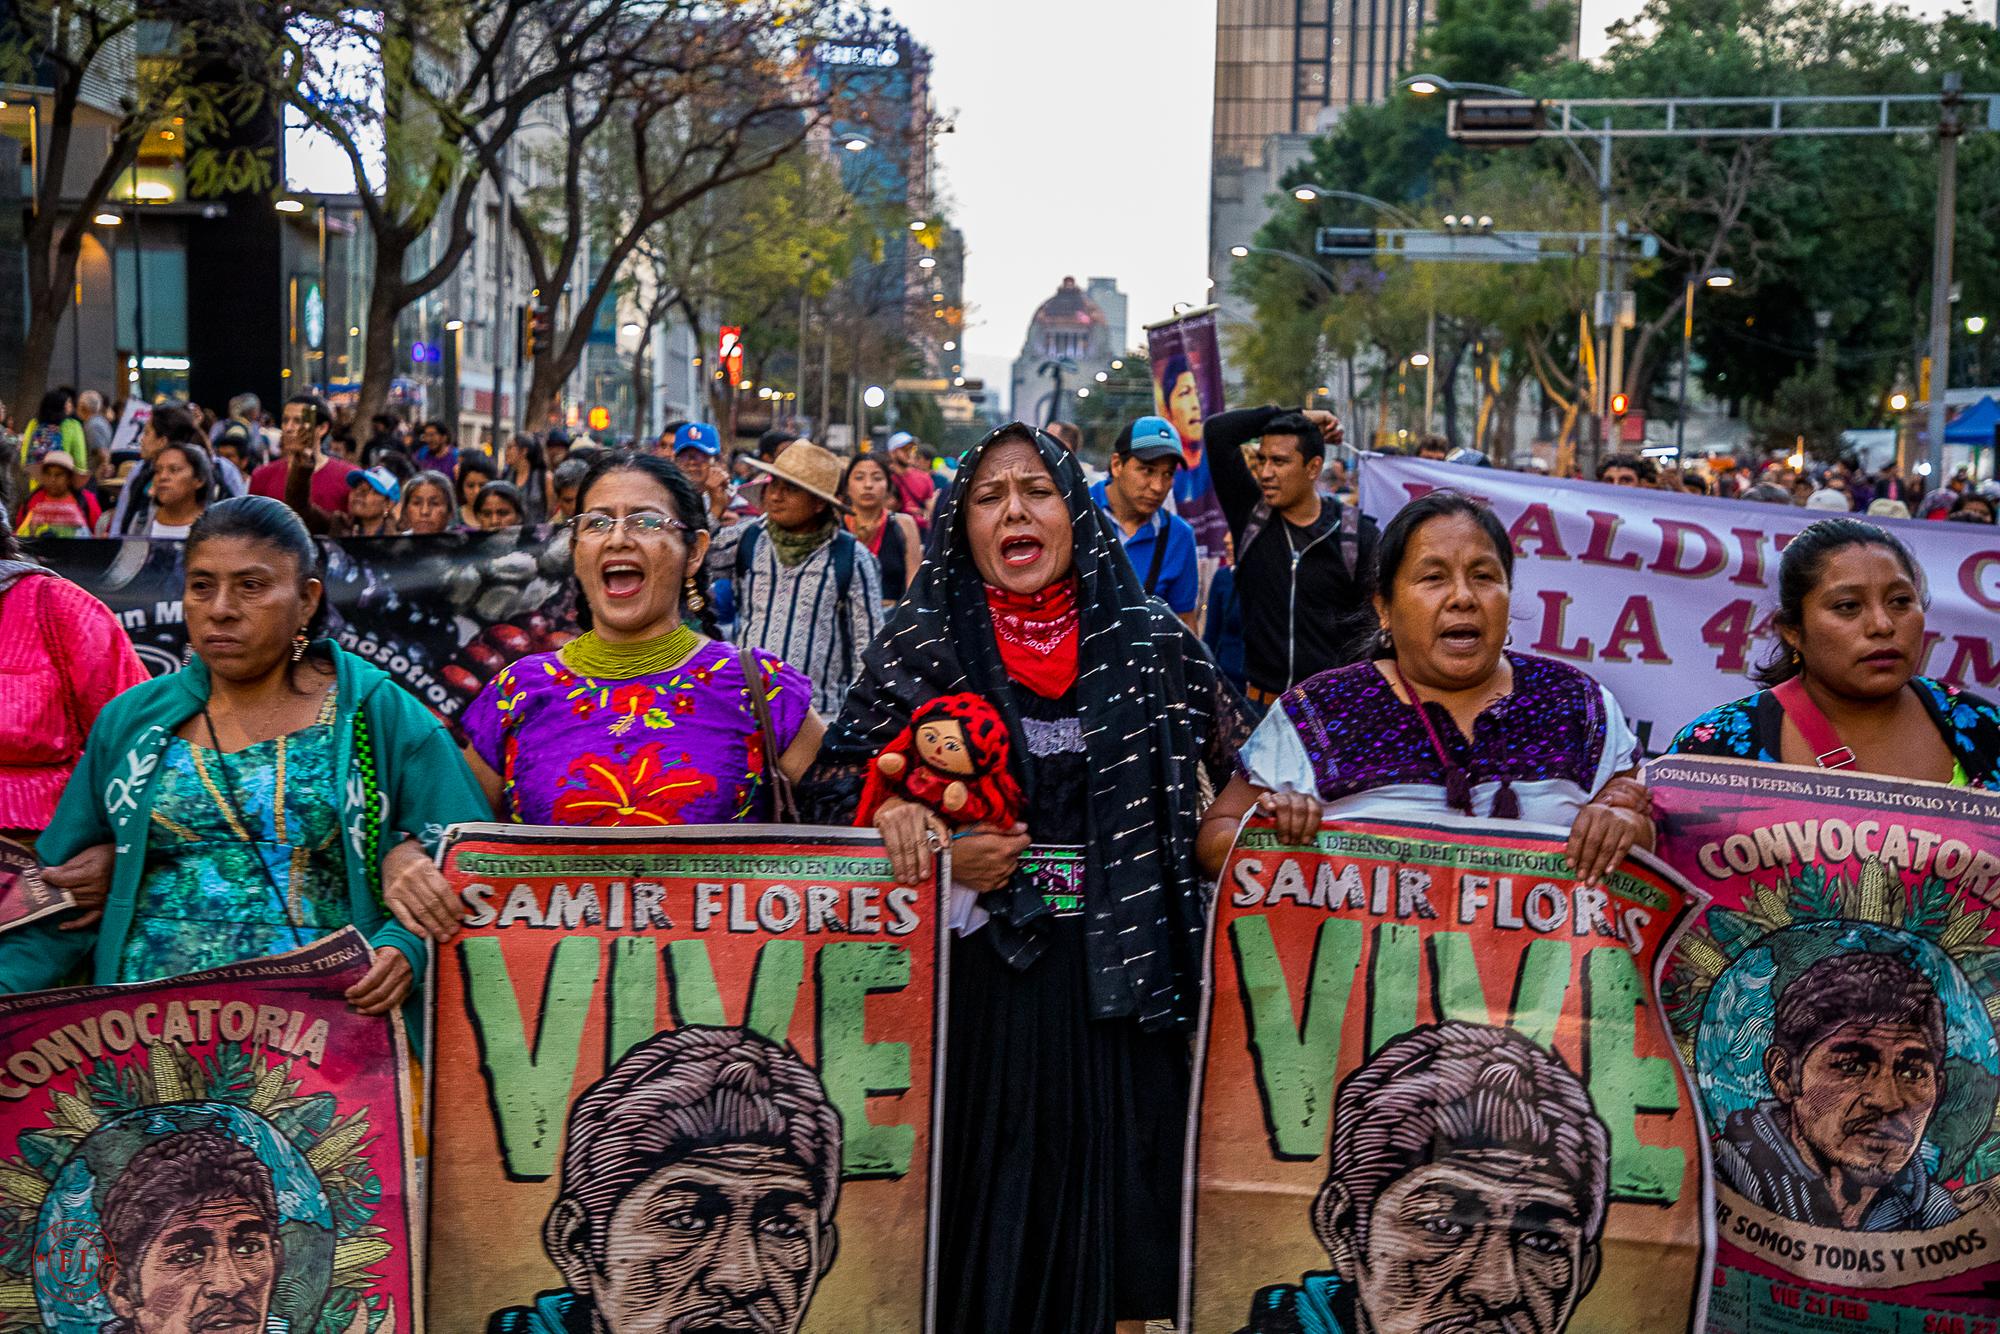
[27,530,579,732]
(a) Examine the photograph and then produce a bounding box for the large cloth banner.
[1651,755,2000,1334]
[0,836,70,934]
[0,929,421,1334]
[1358,457,2000,750]
[1184,816,1713,1334]
[428,824,946,1334]
[26,531,577,735]
[1147,305,1233,563]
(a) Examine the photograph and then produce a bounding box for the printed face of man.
[1771,1021,1940,1189]
[1338,1149,1597,1334]
[110,1196,280,1334]
[583,1144,829,1334]
[1166,372,1204,446]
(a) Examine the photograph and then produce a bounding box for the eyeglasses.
[574,512,687,539]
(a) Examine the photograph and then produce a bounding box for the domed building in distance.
[1009,275,1127,427]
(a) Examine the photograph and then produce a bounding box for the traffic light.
[1610,392,1630,416]
[1449,97,1547,145]
[526,305,554,360]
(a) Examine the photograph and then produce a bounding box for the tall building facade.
[1208,0,1431,308]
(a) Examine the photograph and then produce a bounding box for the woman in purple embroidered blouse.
[462,454,821,826]
[1197,489,1654,882]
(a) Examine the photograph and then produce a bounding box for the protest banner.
[1146,304,1232,563]
[1184,816,1712,1334]
[1650,755,2000,1334]
[26,530,578,735]
[0,929,420,1334]
[0,836,70,935]
[427,823,946,1334]
[1357,457,2000,750]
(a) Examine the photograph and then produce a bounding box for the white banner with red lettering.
[1358,457,2000,752]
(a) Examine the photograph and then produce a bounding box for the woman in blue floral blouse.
[1670,518,2000,786]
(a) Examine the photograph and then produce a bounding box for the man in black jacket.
[1204,405,1376,705]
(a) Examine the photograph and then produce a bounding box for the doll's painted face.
[915,718,976,778]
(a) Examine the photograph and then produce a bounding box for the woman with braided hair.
[1,496,488,1038]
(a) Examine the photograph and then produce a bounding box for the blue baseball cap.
[673,422,722,456]
[1116,415,1183,464]
[347,465,402,501]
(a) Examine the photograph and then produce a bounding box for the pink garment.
[250,456,357,515]
[0,574,150,832]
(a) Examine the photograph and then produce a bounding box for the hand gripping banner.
[1651,755,2000,1334]
[427,824,946,1334]
[0,929,420,1334]
[1183,817,1713,1334]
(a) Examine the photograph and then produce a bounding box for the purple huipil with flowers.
[463,640,810,826]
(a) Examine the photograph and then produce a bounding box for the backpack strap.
[1238,502,1273,561]
[1337,500,1360,580]
[831,530,856,681]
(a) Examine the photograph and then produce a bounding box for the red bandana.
[985,579,1080,699]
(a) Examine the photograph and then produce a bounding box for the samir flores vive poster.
[0,930,420,1334]
[1652,755,2000,1334]
[1185,815,1715,1334]
[427,824,946,1334]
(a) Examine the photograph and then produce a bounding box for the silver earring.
[292,632,308,662]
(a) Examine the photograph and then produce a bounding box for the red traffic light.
[1610,392,1630,416]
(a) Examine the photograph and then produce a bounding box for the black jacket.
[1205,405,1377,695]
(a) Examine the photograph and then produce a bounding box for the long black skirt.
[937,917,1190,1332]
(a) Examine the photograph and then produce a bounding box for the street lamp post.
[1676,268,1734,456]
[1404,74,1618,463]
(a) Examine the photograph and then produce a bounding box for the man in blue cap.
[1092,416,1200,630]
[671,421,737,526]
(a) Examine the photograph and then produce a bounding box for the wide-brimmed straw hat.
[742,439,848,511]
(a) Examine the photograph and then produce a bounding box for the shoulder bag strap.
[1772,677,1856,769]
[1144,514,1170,594]
[739,646,799,823]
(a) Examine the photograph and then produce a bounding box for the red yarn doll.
[856,693,1023,829]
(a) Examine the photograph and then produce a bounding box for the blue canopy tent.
[1944,396,1999,444]
[1946,397,1999,477]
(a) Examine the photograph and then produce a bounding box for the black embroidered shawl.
[803,424,1250,1031]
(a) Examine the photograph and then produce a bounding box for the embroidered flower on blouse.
[553,744,718,825]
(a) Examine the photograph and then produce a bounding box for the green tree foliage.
[1233,0,2000,454]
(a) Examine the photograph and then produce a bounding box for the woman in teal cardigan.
[0,496,489,1022]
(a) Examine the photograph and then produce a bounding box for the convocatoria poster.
[1184,817,1713,1334]
[0,928,420,1334]
[1651,755,2000,1334]
[427,825,946,1334]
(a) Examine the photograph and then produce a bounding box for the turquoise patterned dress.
[119,692,351,982]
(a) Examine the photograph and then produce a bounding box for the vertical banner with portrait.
[0,929,421,1334]
[1145,305,1233,566]
[1651,756,2000,1334]
[0,836,71,935]
[427,824,946,1334]
[1184,817,1713,1334]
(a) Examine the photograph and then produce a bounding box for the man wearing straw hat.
[734,439,883,716]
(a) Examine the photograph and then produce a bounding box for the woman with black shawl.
[805,422,1251,1333]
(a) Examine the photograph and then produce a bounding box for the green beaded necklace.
[558,624,705,680]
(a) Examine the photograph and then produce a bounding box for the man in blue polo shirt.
[1091,415,1200,629]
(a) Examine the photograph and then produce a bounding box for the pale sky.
[883,0,1219,407]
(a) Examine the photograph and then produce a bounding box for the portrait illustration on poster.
[0,930,419,1334]
[1651,755,2000,1334]
[1182,817,1714,1334]
[1146,307,1232,564]
[483,1024,842,1334]
[427,824,945,1334]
